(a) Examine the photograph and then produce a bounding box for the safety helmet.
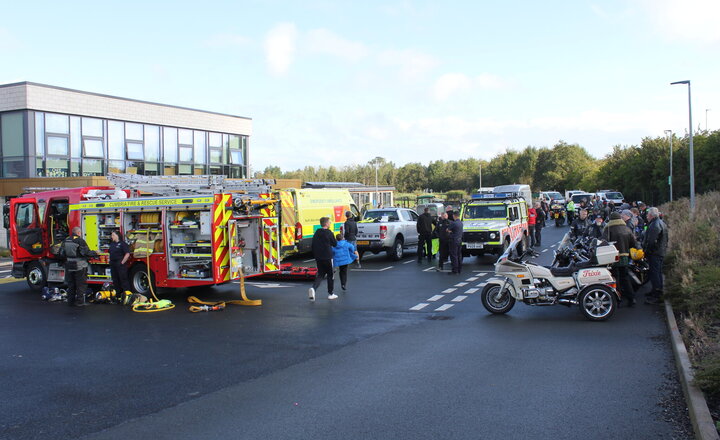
[630,248,645,261]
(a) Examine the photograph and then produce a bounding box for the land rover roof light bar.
[470,191,521,200]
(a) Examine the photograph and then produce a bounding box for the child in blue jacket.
[333,233,359,291]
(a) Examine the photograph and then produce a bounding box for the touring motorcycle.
[480,233,620,321]
[550,202,566,227]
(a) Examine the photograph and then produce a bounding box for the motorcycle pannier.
[595,244,619,265]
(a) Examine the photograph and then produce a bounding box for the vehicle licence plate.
[466,243,484,249]
[357,240,370,245]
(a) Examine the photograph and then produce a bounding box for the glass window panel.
[179,146,192,162]
[46,158,69,177]
[45,113,69,134]
[108,121,125,160]
[126,142,144,160]
[194,166,205,175]
[83,139,104,158]
[71,159,80,177]
[35,112,44,155]
[178,164,192,175]
[209,132,222,147]
[144,125,160,162]
[163,127,177,163]
[163,164,176,175]
[209,149,222,163]
[126,123,143,140]
[35,158,45,177]
[209,166,222,175]
[230,150,242,164]
[2,112,25,156]
[47,136,69,155]
[144,162,158,171]
[193,131,206,164]
[178,129,193,145]
[222,134,228,163]
[108,160,125,173]
[228,135,240,149]
[82,117,103,137]
[82,159,103,176]
[4,158,26,178]
[126,161,142,174]
[70,116,81,158]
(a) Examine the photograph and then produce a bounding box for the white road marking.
[352,266,394,272]
[452,295,467,302]
[410,303,429,311]
[427,295,445,302]
[542,249,549,253]
[236,282,293,288]
[442,288,457,294]
[465,277,479,281]
[465,288,479,294]
[473,272,488,276]
[454,282,468,287]
[402,259,415,264]
[435,303,454,311]
[422,267,436,272]
[303,259,315,263]
[477,282,487,287]
[551,244,556,248]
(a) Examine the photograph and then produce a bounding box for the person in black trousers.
[309,217,338,301]
[533,202,545,247]
[416,207,435,262]
[436,211,451,271]
[108,231,131,295]
[62,226,98,307]
[448,210,464,274]
[343,210,360,267]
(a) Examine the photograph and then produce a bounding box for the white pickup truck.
[355,208,420,260]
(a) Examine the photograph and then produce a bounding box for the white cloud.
[305,28,369,62]
[204,33,250,48]
[635,0,720,45]
[264,23,298,76]
[377,49,439,80]
[433,73,508,101]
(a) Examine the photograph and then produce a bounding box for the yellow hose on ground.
[186,268,262,312]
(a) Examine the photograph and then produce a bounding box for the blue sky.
[1,0,718,172]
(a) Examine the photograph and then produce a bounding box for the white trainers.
[308,287,315,301]
[328,294,338,300]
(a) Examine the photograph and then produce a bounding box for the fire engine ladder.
[106,173,276,196]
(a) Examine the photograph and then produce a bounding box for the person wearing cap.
[604,211,637,307]
[586,214,605,239]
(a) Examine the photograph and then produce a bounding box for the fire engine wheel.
[25,261,47,292]
[481,284,515,314]
[388,238,404,261]
[130,264,155,296]
[579,285,616,321]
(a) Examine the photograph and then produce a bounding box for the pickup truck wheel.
[388,238,404,261]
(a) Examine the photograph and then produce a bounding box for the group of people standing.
[416,207,464,275]
[308,211,361,301]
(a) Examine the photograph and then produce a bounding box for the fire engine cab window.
[464,205,507,219]
[16,204,36,229]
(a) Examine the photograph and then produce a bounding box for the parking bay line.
[542,249,549,253]
[435,304,454,312]
[465,288,479,294]
[473,272,488,276]
[454,282,468,287]
[410,303,429,311]
[427,295,445,302]
[442,288,457,294]
[465,277,479,281]
[352,266,394,272]
[402,259,415,264]
[422,267,437,272]
[477,282,487,287]
[452,295,467,302]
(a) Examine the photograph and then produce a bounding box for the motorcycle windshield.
[497,233,524,263]
[557,232,572,251]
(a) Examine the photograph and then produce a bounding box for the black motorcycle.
[550,203,566,227]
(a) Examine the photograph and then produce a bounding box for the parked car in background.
[356,208,420,260]
[596,190,625,205]
[539,190,565,206]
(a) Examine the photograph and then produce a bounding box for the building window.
[144,125,160,162]
[108,160,125,173]
[82,117,103,137]
[126,123,143,141]
[162,127,177,163]
[1,112,25,157]
[178,129,192,145]
[178,164,192,175]
[193,130,206,165]
[209,149,222,163]
[45,113,69,134]
[179,147,192,162]
[108,121,125,160]
[82,159,103,176]
[3,157,25,178]
[230,150,243,164]
[47,136,69,156]
[127,141,144,160]
[83,139,104,158]
[46,158,70,177]
[70,116,81,158]
[35,112,45,156]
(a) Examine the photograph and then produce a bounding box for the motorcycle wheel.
[578,285,616,321]
[481,284,515,314]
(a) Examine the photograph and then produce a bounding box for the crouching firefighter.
[63,226,98,307]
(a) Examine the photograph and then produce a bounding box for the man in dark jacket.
[343,210,360,267]
[533,202,545,247]
[309,217,338,301]
[570,209,591,238]
[448,211,464,274]
[63,226,98,307]
[604,212,637,307]
[642,207,668,304]
[416,207,435,262]
[435,211,451,271]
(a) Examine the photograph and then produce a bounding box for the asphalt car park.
[0,226,691,440]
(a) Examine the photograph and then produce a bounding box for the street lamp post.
[664,130,673,202]
[670,80,695,212]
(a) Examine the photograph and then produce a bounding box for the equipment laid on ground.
[481,233,620,321]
